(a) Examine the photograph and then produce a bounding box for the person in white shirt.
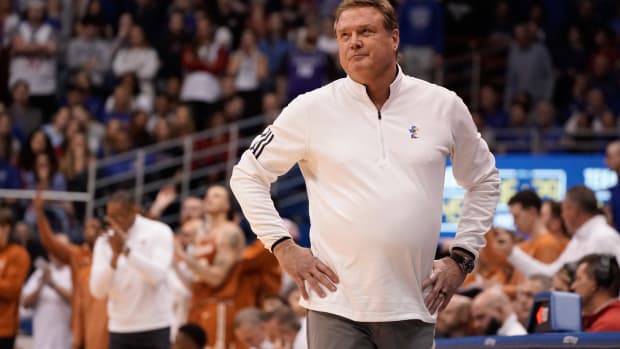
[90,190,174,349]
[471,287,527,336]
[112,25,159,100]
[496,185,620,277]
[9,0,58,118]
[22,253,73,349]
[230,0,499,348]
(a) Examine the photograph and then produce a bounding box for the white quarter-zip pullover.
[90,215,174,332]
[231,66,500,322]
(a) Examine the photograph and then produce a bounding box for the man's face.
[471,303,501,335]
[436,299,464,335]
[335,6,398,84]
[561,199,579,235]
[514,279,545,324]
[509,203,536,235]
[106,201,137,232]
[571,263,596,305]
[181,198,204,223]
[0,224,10,249]
[234,322,265,347]
[204,186,230,215]
[604,143,620,172]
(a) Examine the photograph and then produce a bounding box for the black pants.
[109,327,170,349]
[0,336,15,349]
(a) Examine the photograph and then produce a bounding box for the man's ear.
[392,28,400,51]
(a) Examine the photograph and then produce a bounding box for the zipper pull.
[377,111,382,120]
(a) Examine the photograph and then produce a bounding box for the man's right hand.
[273,239,339,300]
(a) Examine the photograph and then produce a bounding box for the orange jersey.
[0,244,30,337]
[189,237,243,349]
[518,231,568,263]
[38,216,108,349]
[189,237,282,349]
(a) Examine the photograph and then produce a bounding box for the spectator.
[531,100,563,153]
[173,323,207,349]
[9,0,58,120]
[498,185,620,278]
[148,94,174,133]
[471,287,527,336]
[281,27,330,102]
[171,104,195,136]
[589,53,620,113]
[66,16,112,88]
[540,200,569,241]
[551,262,577,292]
[90,191,174,349]
[233,307,273,349]
[158,10,188,79]
[103,85,133,124]
[183,185,246,349]
[21,239,73,349]
[267,305,301,348]
[180,16,228,129]
[258,12,291,80]
[572,254,620,332]
[71,105,105,155]
[23,152,66,191]
[479,84,508,128]
[0,118,20,190]
[504,23,554,108]
[228,29,268,118]
[7,80,43,138]
[180,197,204,224]
[60,131,93,219]
[169,219,201,340]
[42,106,70,154]
[436,294,473,338]
[508,190,568,263]
[513,274,552,326]
[0,208,31,349]
[34,193,108,349]
[398,0,444,82]
[112,24,160,100]
[128,110,152,147]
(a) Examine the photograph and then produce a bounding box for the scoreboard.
[441,154,615,236]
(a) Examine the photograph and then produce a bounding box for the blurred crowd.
[1,0,620,348]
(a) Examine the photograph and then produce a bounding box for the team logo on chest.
[409,125,420,139]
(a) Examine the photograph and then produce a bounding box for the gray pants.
[307,310,435,349]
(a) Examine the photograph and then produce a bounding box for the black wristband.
[452,247,475,261]
[271,236,292,253]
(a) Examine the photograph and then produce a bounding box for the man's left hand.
[422,257,466,314]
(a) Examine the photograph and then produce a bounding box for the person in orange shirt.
[0,208,30,349]
[509,190,568,263]
[179,185,246,349]
[33,193,108,349]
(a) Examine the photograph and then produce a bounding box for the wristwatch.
[449,251,475,274]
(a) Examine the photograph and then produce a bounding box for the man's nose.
[349,33,362,49]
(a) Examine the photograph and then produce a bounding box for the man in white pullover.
[90,191,174,349]
[230,0,500,347]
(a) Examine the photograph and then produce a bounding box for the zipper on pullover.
[377,110,387,164]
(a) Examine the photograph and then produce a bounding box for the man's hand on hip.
[273,239,339,300]
[422,257,466,314]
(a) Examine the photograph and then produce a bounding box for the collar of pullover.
[343,64,404,106]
